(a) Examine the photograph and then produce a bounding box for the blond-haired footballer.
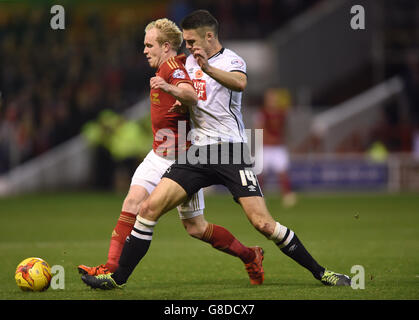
[79,18,264,286]
[82,12,351,289]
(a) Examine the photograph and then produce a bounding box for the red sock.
[105,211,136,272]
[279,172,291,194]
[202,223,255,264]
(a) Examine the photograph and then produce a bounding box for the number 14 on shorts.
[239,169,257,186]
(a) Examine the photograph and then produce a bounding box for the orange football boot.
[77,264,111,276]
[244,246,265,285]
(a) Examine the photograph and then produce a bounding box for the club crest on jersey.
[231,59,244,68]
[172,69,186,79]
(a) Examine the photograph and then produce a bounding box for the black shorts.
[163,142,263,202]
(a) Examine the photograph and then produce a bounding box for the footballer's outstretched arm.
[205,68,247,92]
[150,76,198,107]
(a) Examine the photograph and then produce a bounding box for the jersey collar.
[208,47,225,61]
[176,53,187,64]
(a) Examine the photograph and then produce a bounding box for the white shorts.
[131,150,205,220]
[261,145,290,173]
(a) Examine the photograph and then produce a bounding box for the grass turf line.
[0,192,418,300]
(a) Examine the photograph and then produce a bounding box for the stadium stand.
[0,0,318,174]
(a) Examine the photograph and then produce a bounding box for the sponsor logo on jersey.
[172,69,186,79]
[151,92,160,104]
[193,79,207,101]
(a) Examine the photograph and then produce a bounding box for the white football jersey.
[185,48,247,146]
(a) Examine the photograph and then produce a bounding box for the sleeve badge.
[173,69,186,79]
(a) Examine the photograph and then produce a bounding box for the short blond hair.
[145,18,183,51]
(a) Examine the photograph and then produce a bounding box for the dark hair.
[180,10,219,36]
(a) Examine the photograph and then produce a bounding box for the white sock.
[269,222,294,248]
[130,216,157,241]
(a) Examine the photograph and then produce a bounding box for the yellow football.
[15,257,52,291]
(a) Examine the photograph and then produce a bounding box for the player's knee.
[123,196,142,214]
[183,223,202,239]
[182,220,207,239]
[251,219,275,237]
[139,199,157,221]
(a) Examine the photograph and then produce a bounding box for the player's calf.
[239,197,276,238]
[268,222,326,281]
[122,197,142,214]
[110,215,157,285]
[185,217,263,284]
[182,216,208,239]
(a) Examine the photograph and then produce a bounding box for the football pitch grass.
[0,191,418,300]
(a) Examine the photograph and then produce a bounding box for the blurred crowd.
[168,0,318,39]
[0,0,317,174]
[0,4,155,173]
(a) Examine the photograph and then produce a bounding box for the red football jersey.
[150,54,193,158]
[258,108,287,145]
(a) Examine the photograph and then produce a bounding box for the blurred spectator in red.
[255,88,297,207]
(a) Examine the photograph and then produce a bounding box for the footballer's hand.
[150,76,170,92]
[193,47,210,72]
[169,100,188,114]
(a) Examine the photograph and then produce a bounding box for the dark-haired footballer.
[79,17,264,288]
[82,11,351,290]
